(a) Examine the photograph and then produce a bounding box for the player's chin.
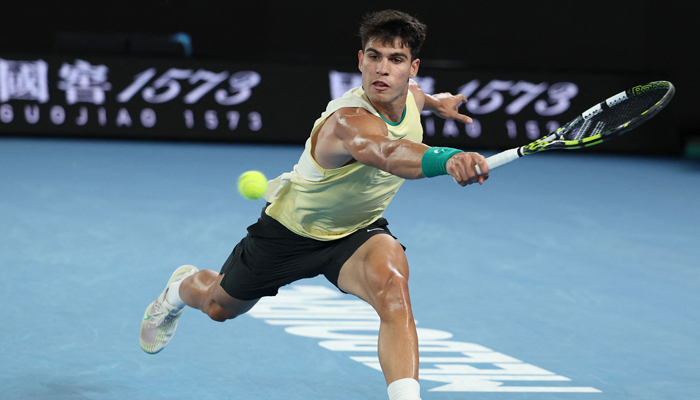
[366,90,387,101]
[376,95,402,108]
[367,88,394,101]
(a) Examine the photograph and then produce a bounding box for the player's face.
[358,39,419,106]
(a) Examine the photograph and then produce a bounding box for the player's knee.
[205,301,236,322]
[364,238,411,318]
[373,271,410,319]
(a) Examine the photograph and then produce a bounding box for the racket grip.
[475,147,522,175]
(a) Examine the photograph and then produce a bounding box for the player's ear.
[358,50,364,72]
[409,58,420,79]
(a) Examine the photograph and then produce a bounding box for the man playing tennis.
[140,9,488,400]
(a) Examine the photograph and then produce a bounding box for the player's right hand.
[446,152,489,186]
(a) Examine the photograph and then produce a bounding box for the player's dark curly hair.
[359,10,427,60]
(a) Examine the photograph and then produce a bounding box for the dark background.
[1,0,698,154]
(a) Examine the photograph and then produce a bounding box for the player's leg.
[140,264,258,354]
[179,269,259,321]
[336,234,420,398]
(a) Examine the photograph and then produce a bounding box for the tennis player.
[140,9,488,400]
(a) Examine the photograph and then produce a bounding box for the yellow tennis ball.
[238,170,268,200]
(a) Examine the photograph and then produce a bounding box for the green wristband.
[421,147,463,178]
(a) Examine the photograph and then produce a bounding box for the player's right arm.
[313,107,488,186]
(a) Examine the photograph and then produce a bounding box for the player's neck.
[371,95,407,124]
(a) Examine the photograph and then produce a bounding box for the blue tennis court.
[1,137,698,399]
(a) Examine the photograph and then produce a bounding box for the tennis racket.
[476,80,675,174]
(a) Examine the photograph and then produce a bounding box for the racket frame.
[475,80,675,174]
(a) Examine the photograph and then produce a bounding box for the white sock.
[165,279,187,309]
[387,378,421,400]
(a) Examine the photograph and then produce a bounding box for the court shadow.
[11,381,125,400]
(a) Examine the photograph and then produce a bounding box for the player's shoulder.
[333,106,374,118]
[408,80,425,111]
[332,107,384,127]
[326,107,386,138]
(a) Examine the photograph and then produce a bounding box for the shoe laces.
[150,300,178,326]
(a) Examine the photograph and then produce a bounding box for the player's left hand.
[430,93,473,124]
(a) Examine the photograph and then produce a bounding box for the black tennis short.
[219,207,402,301]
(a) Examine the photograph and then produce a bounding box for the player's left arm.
[409,80,473,124]
[407,80,487,185]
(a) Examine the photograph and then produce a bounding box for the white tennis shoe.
[140,265,198,354]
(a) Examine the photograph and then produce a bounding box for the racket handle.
[475,147,522,175]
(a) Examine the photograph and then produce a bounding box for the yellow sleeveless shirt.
[263,86,423,241]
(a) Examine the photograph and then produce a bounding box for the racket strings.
[603,92,664,124]
[570,89,668,140]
